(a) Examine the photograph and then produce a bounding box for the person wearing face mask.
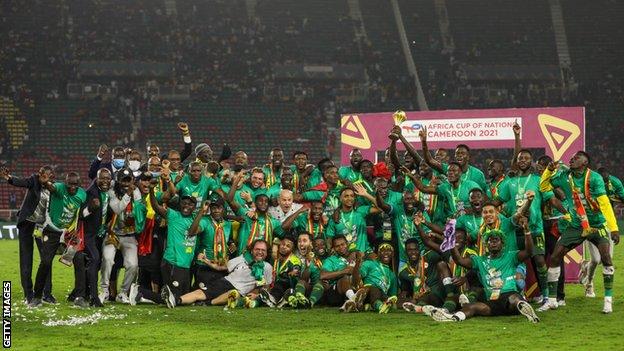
[127,150,143,178]
[146,156,170,194]
[28,172,87,308]
[89,145,127,180]
[70,168,112,308]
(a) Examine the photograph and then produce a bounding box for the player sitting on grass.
[427,214,540,323]
[351,242,398,314]
[149,239,273,309]
[290,232,325,308]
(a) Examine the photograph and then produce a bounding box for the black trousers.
[140,260,190,304]
[138,230,163,290]
[33,228,62,299]
[194,265,227,289]
[72,233,101,301]
[18,221,52,299]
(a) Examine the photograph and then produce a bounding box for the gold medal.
[346,234,353,242]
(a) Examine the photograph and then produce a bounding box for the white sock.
[346,289,356,300]
[454,311,466,321]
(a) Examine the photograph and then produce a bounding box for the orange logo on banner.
[538,113,581,161]
[341,115,371,149]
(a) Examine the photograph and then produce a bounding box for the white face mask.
[128,160,141,171]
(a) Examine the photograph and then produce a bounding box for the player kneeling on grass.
[258,236,302,308]
[160,240,273,309]
[428,216,540,323]
[289,232,325,308]
[319,235,362,311]
[351,242,398,314]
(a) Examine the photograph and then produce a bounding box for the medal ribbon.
[307,214,323,239]
[568,170,597,233]
[248,214,273,247]
[293,171,300,193]
[213,220,226,261]
[490,175,505,197]
[273,255,291,277]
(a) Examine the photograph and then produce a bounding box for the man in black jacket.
[71,168,112,308]
[0,165,55,303]
[88,145,127,180]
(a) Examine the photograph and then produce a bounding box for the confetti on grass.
[42,312,127,327]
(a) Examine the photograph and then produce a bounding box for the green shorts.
[558,226,610,249]
[515,229,546,257]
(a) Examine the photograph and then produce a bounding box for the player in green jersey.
[351,243,398,313]
[339,148,363,185]
[540,151,619,313]
[320,235,363,311]
[428,219,540,323]
[290,232,325,308]
[259,236,301,307]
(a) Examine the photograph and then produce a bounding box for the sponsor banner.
[340,107,584,164]
[400,117,520,142]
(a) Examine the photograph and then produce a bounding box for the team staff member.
[0,165,54,304]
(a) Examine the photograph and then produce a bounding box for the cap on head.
[117,168,133,181]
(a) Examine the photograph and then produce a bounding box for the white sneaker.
[402,301,417,312]
[585,284,596,298]
[116,292,130,304]
[517,301,540,323]
[129,283,140,306]
[536,298,558,312]
[339,300,356,313]
[421,305,436,316]
[98,291,109,304]
[603,296,613,314]
[430,308,456,322]
[458,294,470,306]
[531,296,543,304]
[557,299,566,307]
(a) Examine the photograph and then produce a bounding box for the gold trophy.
[389,110,407,140]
